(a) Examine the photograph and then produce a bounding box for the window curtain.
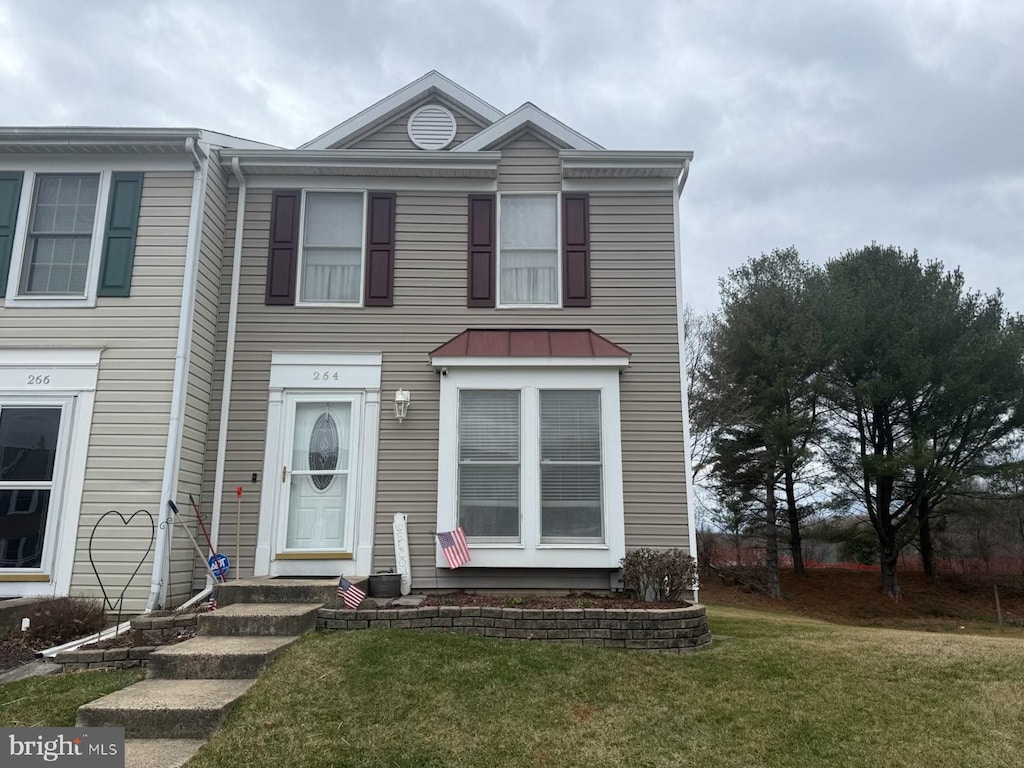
[301,192,362,303]
[500,195,557,304]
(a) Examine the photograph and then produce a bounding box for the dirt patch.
[423,592,690,610]
[700,567,1024,633]
[0,597,108,673]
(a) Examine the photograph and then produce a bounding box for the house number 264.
[27,374,52,385]
[312,371,339,381]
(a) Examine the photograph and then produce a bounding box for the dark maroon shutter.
[364,193,396,306]
[467,194,496,307]
[562,194,591,307]
[266,189,300,305]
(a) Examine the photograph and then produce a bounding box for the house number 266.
[27,374,52,385]
[312,371,339,381]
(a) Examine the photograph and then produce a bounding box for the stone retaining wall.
[317,604,711,653]
[54,612,198,672]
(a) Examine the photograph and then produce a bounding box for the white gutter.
[672,158,700,603]
[208,158,247,576]
[145,137,209,611]
[40,621,133,659]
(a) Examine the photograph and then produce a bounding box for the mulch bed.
[423,592,691,610]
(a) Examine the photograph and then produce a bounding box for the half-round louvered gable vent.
[407,104,458,150]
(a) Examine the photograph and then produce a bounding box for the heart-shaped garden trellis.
[88,509,156,624]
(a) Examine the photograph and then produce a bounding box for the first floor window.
[300,191,364,304]
[499,194,558,305]
[21,174,100,296]
[458,390,521,539]
[0,406,63,568]
[439,364,625,568]
[540,390,602,540]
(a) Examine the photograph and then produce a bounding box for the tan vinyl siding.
[168,156,227,605]
[496,131,563,191]
[203,131,688,589]
[0,171,193,611]
[341,96,486,151]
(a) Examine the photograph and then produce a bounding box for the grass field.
[0,668,143,727]
[183,606,1024,768]
[3,603,1021,767]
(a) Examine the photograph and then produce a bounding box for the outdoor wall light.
[394,389,411,422]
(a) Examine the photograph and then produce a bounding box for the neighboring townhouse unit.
[0,129,272,611]
[0,72,695,613]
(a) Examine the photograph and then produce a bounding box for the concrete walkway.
[76,577,359,768]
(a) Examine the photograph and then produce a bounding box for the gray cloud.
[2,0,1021,313]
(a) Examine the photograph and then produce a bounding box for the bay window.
[437,365,625,569]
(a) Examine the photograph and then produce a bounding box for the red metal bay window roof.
[429,329,630,359]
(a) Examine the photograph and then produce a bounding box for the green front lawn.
[189,607,1024,768]
[0,669,143,727]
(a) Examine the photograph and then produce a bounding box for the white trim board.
[455,103,603,153]
[0,348,100,598]
[255,351,382,579]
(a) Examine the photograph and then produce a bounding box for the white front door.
[277,396,360,560]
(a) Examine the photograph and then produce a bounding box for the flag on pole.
[337,576,366,610]
[437,528,471,569]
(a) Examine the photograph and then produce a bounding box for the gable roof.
[454,102,602,152]
[300,71,505,150]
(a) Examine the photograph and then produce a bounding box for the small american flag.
[207,588,218,612]
[437,528,471,569]
[337,576,366,610]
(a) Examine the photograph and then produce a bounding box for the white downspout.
[208,157,247,579]
[672,159,700,603]
[146,137,209,611]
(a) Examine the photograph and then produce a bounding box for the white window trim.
[0,348,100,598]
[4,170,113,309]
[436,365,625,569]
[496,191,562,310]
[294,188,367,308]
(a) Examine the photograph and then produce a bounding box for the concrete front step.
[77,679,256,739]
[198,602,320,637]
[215,576,368,608]
[147,635,300,679]
[125,738,205,768]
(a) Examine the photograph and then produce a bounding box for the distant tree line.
[689,244,1024,598]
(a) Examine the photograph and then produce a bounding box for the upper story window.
[299,191,365,305]
[466,193,590,310]
[21,174,99,296]
[265,189,395,308]
[498,193,559,307]
[0,169,144,308]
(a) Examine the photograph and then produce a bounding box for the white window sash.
[496,192,562,308]
[295,189,367,307]
[5,171,112,308]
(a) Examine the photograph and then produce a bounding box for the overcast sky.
[2,0,1021,314]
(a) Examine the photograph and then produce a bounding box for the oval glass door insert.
[309,411,339,490]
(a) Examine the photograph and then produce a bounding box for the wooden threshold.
[0,573,51,582]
